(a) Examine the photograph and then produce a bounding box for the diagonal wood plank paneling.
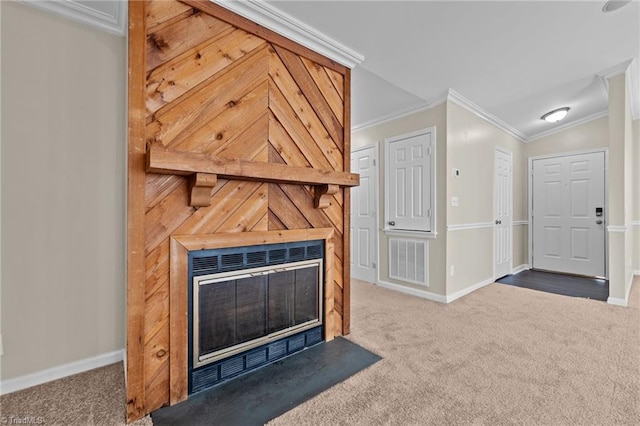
[146,0,193,34]
[273,45,343,151]
[129,0,351,419]
[213,113,269,159]
[147,28,267,114]
[147,46,269,147]
[300,56,344,127]
[268,50,343,171]
[170,81,268,153]
[147,10,233,72]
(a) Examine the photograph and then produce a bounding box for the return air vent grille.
[389,238,428,286]
[189,240,324,276]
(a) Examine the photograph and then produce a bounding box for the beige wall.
[445,102,525,293]
[634,119,640,273]
[606,73,633,301]
[352,103,447,296]
[0,1,3,371]
[1,3,126,380]
[524,116,609,158]
[352,100,529,297]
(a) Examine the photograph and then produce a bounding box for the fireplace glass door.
[193,259,322,368]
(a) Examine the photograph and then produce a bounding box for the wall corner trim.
[447,89,527,142]
[445,277,495,303]
[0,349,125,395]
[20,0,127,36]
[607,297,628,307]
[211,0,364,68]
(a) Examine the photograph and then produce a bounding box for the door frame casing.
[351,143,379,283]
[494,146,513,279]
[527,148,609,278]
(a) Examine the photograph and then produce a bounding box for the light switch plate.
[451,196,459,207]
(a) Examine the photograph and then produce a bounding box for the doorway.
[530,150,606,277]
[350,145,378,283]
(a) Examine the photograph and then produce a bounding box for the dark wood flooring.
[496,269,609,301]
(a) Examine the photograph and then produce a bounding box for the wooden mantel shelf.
[146,145,359,207]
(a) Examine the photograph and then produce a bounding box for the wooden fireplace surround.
[169,228,335,404]
[127,0,355,422]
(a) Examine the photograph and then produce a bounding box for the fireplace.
[188,240,325,394]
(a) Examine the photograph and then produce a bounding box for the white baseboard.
[446,277,495,303]
[511,264,530,274]
[0,349,124,395]
[376,280,447,303]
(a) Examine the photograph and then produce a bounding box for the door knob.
[596,220,603,225]
[495,220,502,225]
[388,221,396,226]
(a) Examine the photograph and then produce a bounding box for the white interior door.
[385,130,433,232]
[350,146,377,283]
[532,151,605,277]
[494,148,512,279]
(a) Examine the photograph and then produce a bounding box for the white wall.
[1,2,126,380]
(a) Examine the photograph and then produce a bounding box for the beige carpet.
[1,278,638,425]
[0,363,152,426]
[270,278,640,425]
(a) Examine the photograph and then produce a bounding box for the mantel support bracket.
[313,184,339,209]
[188,173,218,207]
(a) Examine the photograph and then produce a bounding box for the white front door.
[532,151,606,277]
[494,148,512,279]
[350,146,377,283]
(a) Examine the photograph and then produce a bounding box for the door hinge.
[372,262,377,269]
[373,159,376,166]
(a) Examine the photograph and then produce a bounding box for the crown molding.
[19,0,126,36]
[211,0,364,69]
[351,93,447,132]
[447,89,527,142]
[525,110,609,143]
[598,58,633,80]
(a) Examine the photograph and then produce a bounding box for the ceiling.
[268,0,640,141]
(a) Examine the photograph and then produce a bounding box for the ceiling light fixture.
[602,0,632,12]
[541,107,570,123]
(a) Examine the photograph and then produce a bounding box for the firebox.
[188,240,325,394]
